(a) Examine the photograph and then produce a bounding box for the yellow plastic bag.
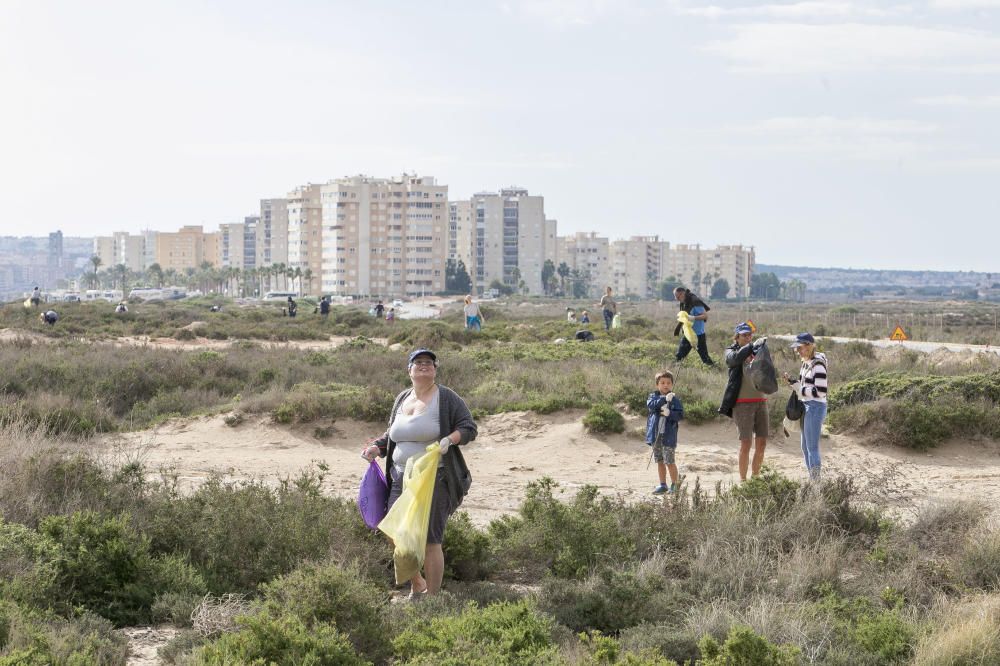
[377,443,441,584]
[677,311,698,347]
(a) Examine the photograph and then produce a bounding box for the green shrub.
[39,511,206,626]
[259,561,389,661]
[0,520,61,607]
[727,467,800,515]
[698,625,800,666]
[682,399,719,425]
[583,404,625,434]
[489,479,635,579]
[443,512,491,581]
[0,604,128,665]
[957,530,1000,591]
[391,600,562,665]
[192,612,369,666]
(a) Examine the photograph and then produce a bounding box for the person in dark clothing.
[286,296,298,317]
[319,296,331,317]
[374,300,385,319]
[40,310,59,326]
[673,287,714,366]
[719,323,769,481]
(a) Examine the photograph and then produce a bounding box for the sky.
[1,0,999,272]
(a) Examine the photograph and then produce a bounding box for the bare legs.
[738,437,767,481]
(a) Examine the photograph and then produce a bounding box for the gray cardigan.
[373,384,477,505]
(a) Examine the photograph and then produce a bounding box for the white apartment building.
[611,236,669,299]
[556,231,611,297]
[218,222,247,269]
[258,199,288,268]
[320,174,447,297]
[661,243,755,300]
[93,232,146,272]
[287,184,323,292]
[451,188,552,294]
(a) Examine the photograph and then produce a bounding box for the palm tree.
[557,262,570,295]
[147,263,164,288]
[293,267,303,296]
[275,263,287,291]
[302,268,313,296]
[89,255,102,285]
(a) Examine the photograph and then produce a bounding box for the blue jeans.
[603,309,614,331]
[466,315,481,331]
[800,400,827,480]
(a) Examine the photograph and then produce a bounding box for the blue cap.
[407,348,437,364]
[734,322,753,335]
[790,332,815,348]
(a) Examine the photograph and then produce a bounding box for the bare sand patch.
[109,409,1000,527]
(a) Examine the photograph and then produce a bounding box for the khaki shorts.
[652,441,676,465]
[733,401,769,440]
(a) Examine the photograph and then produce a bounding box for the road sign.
[746,319,756,333]
[889,326,908,342]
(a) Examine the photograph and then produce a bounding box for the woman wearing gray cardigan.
[362,348,477,596]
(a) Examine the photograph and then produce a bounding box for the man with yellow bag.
[673,287,715,366]
[361,348,477,597]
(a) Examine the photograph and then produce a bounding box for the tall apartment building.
[48,231,64,280]
[154,225,210,273]
[218,222,245,268]
[611,236,670,299]
[556,231,611,297]
[243,217,258,270]
[661,243,755,300]
[258,199,288,268]
[93,232,146,272]
[452,188,551,294]
[287,184,323,293]
[320,174,447,297]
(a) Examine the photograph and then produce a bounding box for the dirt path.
[109,410,1000,526]
[120,627,178,666]
[0,328,390,351]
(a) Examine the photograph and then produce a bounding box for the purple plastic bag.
[358,459,389,530]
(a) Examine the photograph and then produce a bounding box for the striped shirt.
[795,352,828,402]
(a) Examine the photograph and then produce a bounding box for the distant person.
[566,307,576,323]
[720,323,769,482]
[574,329,595,342]
[210,305,222,313]
[673,287,714,366]
[30,286,41,307]
[115,301,128,314]
[374,300,385,319]
[645,370,685,495]
[39,310,58,326]
[580,310,590,325]
[783,333,828,482]
[286,296,297,318]
[319,296,331,317]
[386,307,395,324]
[463,295,483,332]
[598,286,617,331]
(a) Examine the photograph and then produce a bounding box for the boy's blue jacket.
[646,392,684,446]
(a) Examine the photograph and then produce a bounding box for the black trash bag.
[749,341,779,395]
[786,391,804,421]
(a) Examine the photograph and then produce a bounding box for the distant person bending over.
[719,323,769,481]
[39,310,58,326]
[673,287,714,366]
[361,349,477,596]
[386,307,395,324]
[374,300,385,319]
[463,295,483,332]
[598,287,617,332]
[783,333,828,482]
[115,301,128,314]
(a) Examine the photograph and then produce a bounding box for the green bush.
[0,520,61,607]
[682,399,719,425]
[192,612,369,666]
[698,625,800,666]
[0,603,128,665]
[957,530,1000,591]
[443,512,491,581]
[259,561,389,661]
[39,511,206,626]
[727,468,800,515]
[489,479,635,579]
[391,600,562,665]
[583,404,625,434]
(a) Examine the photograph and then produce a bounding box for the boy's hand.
[663,392,675,404]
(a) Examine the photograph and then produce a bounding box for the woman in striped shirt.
[783,333,828,481]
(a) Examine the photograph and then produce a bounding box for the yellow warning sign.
[889,326,908,342]
[746,319,756,333]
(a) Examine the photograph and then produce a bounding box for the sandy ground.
[109,408,1000,527]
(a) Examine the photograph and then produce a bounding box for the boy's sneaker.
[668,483,679,494]
[652,484,669,495]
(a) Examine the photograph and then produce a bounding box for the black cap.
[407,348,437,364]
[790,332,816,348]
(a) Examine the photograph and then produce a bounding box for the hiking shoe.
[652,484,669,495]
[668,483,679,494]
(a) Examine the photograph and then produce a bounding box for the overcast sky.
[2,0,999,271]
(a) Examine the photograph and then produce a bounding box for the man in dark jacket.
[719,323,769,481]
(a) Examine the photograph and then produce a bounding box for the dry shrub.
[191,593,254,638]
[912,594,1000,666]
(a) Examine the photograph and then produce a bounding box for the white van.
[264,291,298,301]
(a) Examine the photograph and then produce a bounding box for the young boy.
[645,370,685,494]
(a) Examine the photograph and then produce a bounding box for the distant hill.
[757,264,995,291]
